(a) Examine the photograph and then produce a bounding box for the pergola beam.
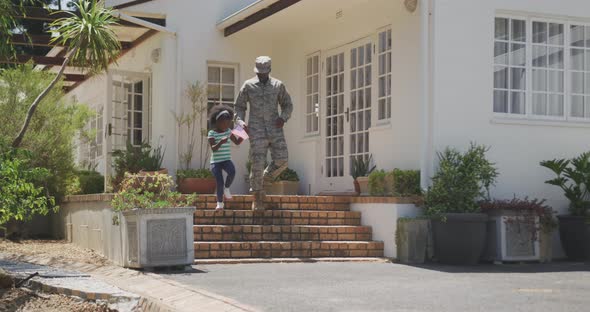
[224,0,302,37]
[10,34,133,49]
[13,6,166,28]
[0,55,66,66]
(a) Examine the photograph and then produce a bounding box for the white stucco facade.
[73,0,590,226]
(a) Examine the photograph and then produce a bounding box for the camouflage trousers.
[249,130,288,192]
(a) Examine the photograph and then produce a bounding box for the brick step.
[194,257,391,265]
[193,225,372,242]
[192,195,351,211]
[194,210,361,226]
[194,241,385,259]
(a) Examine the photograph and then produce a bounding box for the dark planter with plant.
[352,155,376,195]
[111,172,197,268]
[541,152,590,261]
[481,198,557,262]
[425,143,498,265]
[174,81,216,194]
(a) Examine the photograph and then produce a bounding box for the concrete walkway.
[0,253,256,312]
[0,259,139,311]
[163,262,590,312]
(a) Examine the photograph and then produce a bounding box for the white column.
[419,0,435,190]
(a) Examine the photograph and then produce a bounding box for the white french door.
[104,70,151,189]
[320,37,374,192]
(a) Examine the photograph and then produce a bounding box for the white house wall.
[432,0,590,216]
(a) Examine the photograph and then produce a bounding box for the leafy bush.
[76,170,104,194]
[368,170,390,196]
[351,155,376,179]
[277,168,299,182]
[391,169,421,197]
[0,65,92,200]
[541,152,590,217]
[481,197,557,237]
[0,144,57,225]
[368,169,421,197]
[177,168,214,179]
[111,172,196,212]
[424,143,498,216]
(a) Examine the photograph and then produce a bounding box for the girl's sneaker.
[215,202,224,211]
[224,188,233,199]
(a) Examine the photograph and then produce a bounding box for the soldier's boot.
[251,190,266,211]
[264,160,288,183]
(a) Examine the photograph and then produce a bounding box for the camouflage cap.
[254,56,271,74]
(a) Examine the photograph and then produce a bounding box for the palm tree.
[11,0,121,147]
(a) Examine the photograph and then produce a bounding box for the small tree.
[174,81,211,170]
[11,0,121,148]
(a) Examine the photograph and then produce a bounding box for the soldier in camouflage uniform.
[235,56,293,210]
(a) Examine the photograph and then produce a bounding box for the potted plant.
[424,143,498,265]
[480,197,557,262]
[111,172,197,268]
[173,81,216,194]
[541,152,590,261]
[352,155,376,195]
[111,142,166,191]
[177,168,216,194]
[266,168,300,195]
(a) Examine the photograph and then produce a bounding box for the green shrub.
[0,65,92,200]
[0,143,57,225]
[111,172,196,212]
[391,169,421,197]
[277,168,299,182]
[425,143,498,216]
[368,170,389,196]
[177,168,213,179]
[77,170,104,194]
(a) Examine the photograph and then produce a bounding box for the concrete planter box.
[396,219,430,264]
[539,231,553,263]
[264,181,299,195]
[121,207,196,268]
[484,210,540,262]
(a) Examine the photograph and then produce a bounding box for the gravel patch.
[0,240,109,266]
[0,287,117,312]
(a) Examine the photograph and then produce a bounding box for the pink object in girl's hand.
[232,125,249,140]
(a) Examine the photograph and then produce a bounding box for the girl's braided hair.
[208,105,235,128]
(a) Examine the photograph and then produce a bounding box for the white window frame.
[207,62,239,110]
[494,14,590,124]
[304,52,321,136]
[377,27,392,122]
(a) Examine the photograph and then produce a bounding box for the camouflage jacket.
[235,76,293,133]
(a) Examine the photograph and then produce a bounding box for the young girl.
[208,106,243,210]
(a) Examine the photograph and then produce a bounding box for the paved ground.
[163,261,590,312]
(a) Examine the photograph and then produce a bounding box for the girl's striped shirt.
[208,129,232,163]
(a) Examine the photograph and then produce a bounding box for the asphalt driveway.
[160,261,590,312]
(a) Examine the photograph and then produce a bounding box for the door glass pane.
[512,19,526,42]
[533,22,547,43]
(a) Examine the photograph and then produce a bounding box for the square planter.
[396,219,430,264]
[121,207,196,268]
[264,181,299,195]
[485,210,540,262]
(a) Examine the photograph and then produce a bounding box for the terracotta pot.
[353,179,361,195]
[265,181,299,195]
[356,177,370,195]
[178,177,216,194]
